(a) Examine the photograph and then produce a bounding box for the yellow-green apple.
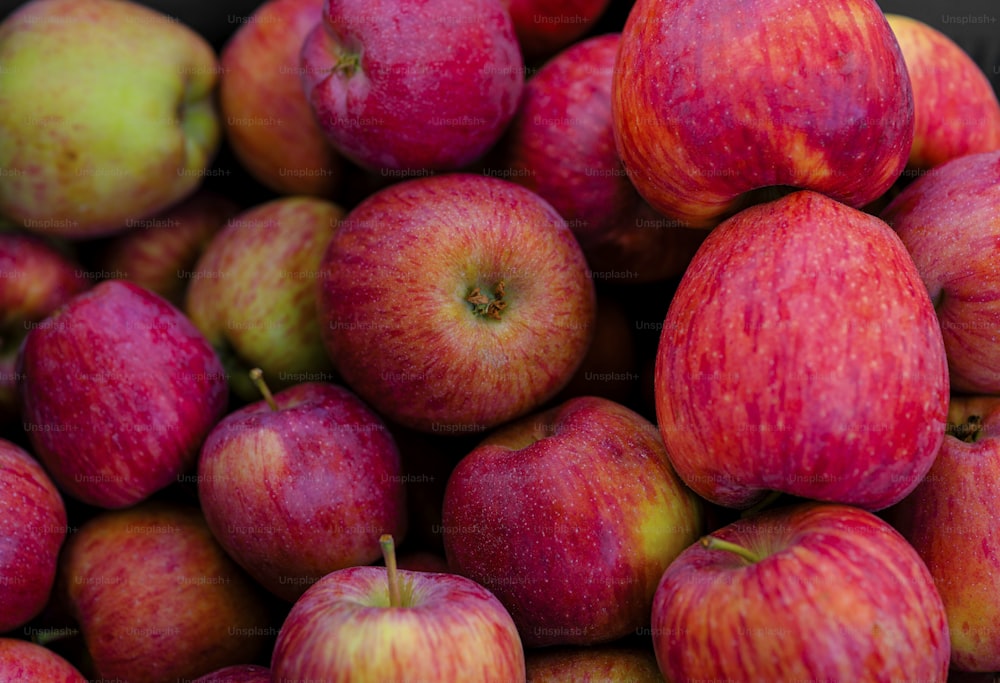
[495,32,706,283]
[0,0,222,238]
[270,535,526,682]
[0,438,67,633]
[0,232,89,424]
[525,645,664,682]
[655,191,948,511]
[197,371,408,602]
[441,395,703,648]
[56,500,273,683]
[86,189,240,307]
[299,0,524,173]
[17,280,229,508]
[218,0,343,196]
[883,395,1000,672]
[0,638,87,682]
[502,0,611,64]
[651,502,950,681]
[316,173,596,434]
[612,0,914,228]
[886,14,1000,171]
[184,196,343,401]
[880,150,1000,394]
[192,664,271,683]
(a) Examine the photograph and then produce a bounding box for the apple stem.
[380,534,402,608]
[248,368,278,412]
[700,535,761,564]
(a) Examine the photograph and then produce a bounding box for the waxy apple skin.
[442,395,703,648]
[191,664,271,683]
[524,645,663,682]
[886,14,1000,170]
[884,396,1000,672]
[0,638,87,683]
[316,173,596,434]
[503,0,612,64]
[881,150,1000,395]
[654,503,950,681]
[656,191,948,511]
[0,438,67,633]
[198,381,408,602]
[271,565,526,683]
[300,0,524,172]
[612,0,914,228]
[18,280,229,508]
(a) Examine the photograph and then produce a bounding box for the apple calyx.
[700,535,762,565]
[333,51,360,77]
[249,367,279,412]
[946,414,983,443]
[466,280,507,320]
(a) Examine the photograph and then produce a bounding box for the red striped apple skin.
[655,190,948,511]
[0,638,87,683]
[652,502,950,682]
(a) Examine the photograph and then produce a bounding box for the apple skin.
[880,150,1000,395]
[612,0,914,228]
[270,564,526,683]
[197,380,408,602]
[651,502,950,681]
[184,196,343,401]
[0,231,89,424]
[0,0,221,238]
[886,14,1000,171]
[316,172,596,434]
[442,395,703,648]
[525,645,663,682]
[0,438,67,633]
[191,664,271,683]
[219,0,343,196]
[882,395,1000,672]
[17,280,229,509]
[0,638,87,683]
[57,501,274,683]
[655,190,949,511]
[299,0,524,173]
[502,0,612,64]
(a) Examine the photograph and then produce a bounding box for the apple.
[0,438,67,633]
[655,190,949,511]
[0,0,221,238]
[883,395,1000,672]
[880,150,1000,395]
[525,645,663,682]
[0,231,89,424]
[197,370,408,602]
[502,0,612,64]
[0,638,87,683]
[612,0,914,228]
[184,196,343,401]
[86,189,241,307]
[651,502,950,681]
[192,664,271,683]
[57,500,274,683]
[218,0,343,197]
[442,395,703,648]
[271,534,526,682]
[17,279,229,509]
[316,172,597,434]
[299,0,524,173]
[886,14,1000,171]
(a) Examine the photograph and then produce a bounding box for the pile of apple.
[1,0,1000,681]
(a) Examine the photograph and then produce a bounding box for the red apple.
[655,191,948,511]
[612,0,914,228]
[503,0,612,64]
[198,373,408,602]
[525,645,663,682]
[0,438,67,633]
[883,395,1000,672]
[299,0,524,172]
[316,172,596,434]
[442,395,703,648]
[880,150,1000,394]
[192,664,271,683]
[57,500,274,683]
[219,0,343,196]
[651,502,950,681]
[17,280,229,508]
[271,535,526,682]
[886,14,1000,171]
[0,638,87,683]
